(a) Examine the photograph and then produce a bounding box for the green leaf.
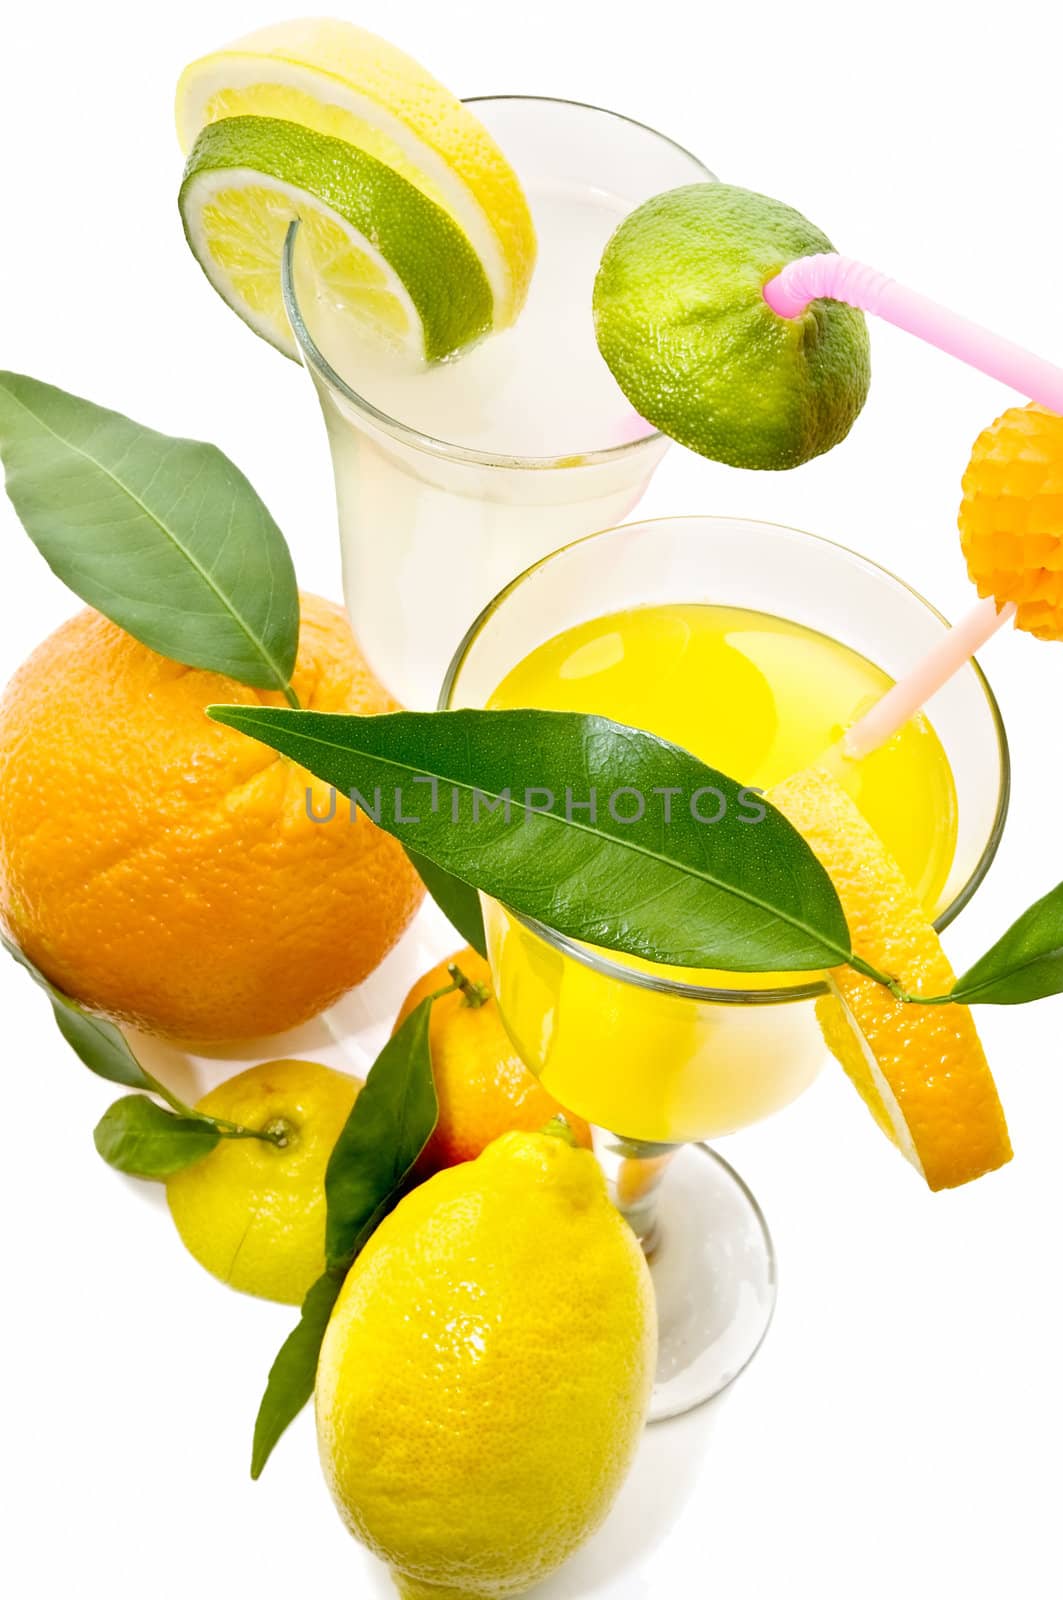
[2,932,153,1089]
[250,998,438,1478]
[93,1094,220,1177]
[324,996,439,1267]
[405,846,487,957]
[946,881,1063,1005]
[250,1271,343,1480]
[206,706,853,973]
[0,371,299,695]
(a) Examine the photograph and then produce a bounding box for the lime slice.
[175,18,536,329]
[593,183,871,470]
[178,116,494,363]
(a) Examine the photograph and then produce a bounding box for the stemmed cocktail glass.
[441,515,1009,1419]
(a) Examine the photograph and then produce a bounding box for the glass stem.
[597,1132,680,1259]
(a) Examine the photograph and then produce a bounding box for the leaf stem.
[282,682,301,710]
[833,952,960,1009]
[140,1070,195,1119]
[842,958,956,1008]
[139,1069,284,1144]
[845,953,898,989]
[891,990,956,1006]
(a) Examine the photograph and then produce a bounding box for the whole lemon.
[316,1130,656,1599]
[394,946,593,1172]
[167,1058,361,1304]
[0,594,424,1041]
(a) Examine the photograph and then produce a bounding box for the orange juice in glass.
[442,516,1008,1418]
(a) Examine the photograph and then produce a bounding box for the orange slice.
[770,767,1012,1190]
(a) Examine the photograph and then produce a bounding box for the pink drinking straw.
[763,254,1063,411]
[844,597,1015,759]
[762,253,1063,755]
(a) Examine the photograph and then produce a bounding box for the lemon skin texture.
[594,182,870,470]
[166,1059,361,1304]
[316,1131,657,1599]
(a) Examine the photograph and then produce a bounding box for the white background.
[2,2,1062,1595]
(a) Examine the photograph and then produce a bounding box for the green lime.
[593,183,871,470]
[179,115,494,363]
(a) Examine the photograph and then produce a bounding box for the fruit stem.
[257,1116,296,1147]
[539,1113,580,1147]
[216,1117,290,1145]
[446,962,490,1008]
[141,1070,286,1144]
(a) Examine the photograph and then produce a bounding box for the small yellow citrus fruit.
[316,1130,656,1599]
[166,1058,360,1304]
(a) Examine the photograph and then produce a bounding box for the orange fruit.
[394,946,593,1170]
[0,594,423,1041]
[771,767,1011,1191]
[959,402,1063,640]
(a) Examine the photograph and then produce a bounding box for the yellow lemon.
[316,1130,656,1599]
[167,1059,361,1304]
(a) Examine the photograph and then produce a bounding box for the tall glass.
[281,96,713,707]
[442,516,1009,1419]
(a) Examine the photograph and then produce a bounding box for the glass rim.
[280,92,713,471]
[439,514,1012,1007]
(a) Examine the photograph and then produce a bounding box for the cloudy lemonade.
[330,181,642,455]
[485,603,959,1143]
[311,172,671,707]
[293,95,709,707]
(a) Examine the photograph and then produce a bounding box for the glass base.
[642,1143,777,1421]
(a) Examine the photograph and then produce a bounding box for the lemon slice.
[175,17,536,329]
[179,116,494,362]
[770,767,1012,1191]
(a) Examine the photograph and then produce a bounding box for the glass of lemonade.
[442,516,1009,1419]
[281,96,713,708]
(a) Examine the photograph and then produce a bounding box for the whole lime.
[594,183,870,470]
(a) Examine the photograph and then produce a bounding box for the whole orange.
[395,945,593,1171]
[0,594,423,1041]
